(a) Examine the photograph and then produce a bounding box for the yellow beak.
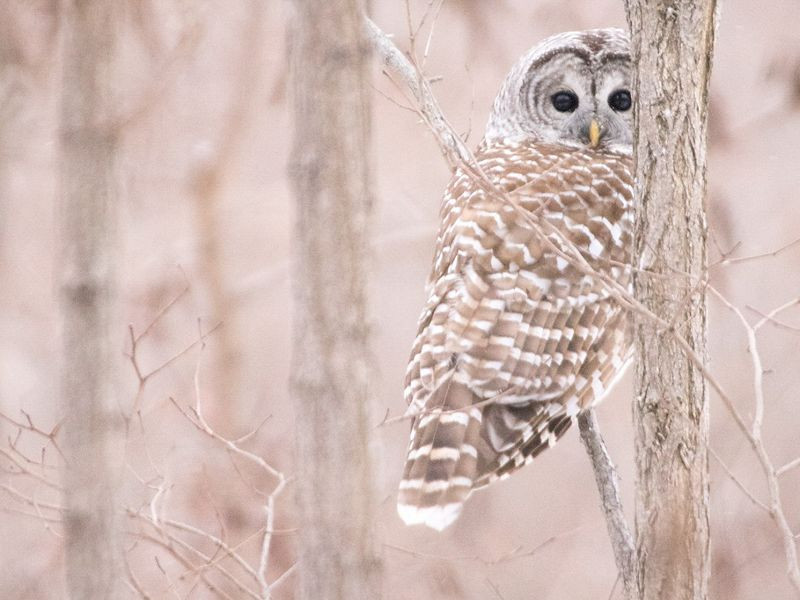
[589,118,601,148]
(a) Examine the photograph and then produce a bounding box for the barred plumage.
[398,28,634,530]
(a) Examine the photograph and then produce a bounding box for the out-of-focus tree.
[189,1,268,437]
[288,0,382,598]
[0,6,20,259]
[59,1,123,597]
[625,1,718,598]
[0,1,57,265]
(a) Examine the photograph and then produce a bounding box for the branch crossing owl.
[398,28,635,530]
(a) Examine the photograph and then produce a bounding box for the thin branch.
[0,506,63,524]
[485,577,506,600]
[384,525,573,567]
[159,517,262,584]
[258,478,286,595]
[0,447,61,490]
[577,410,635,599]
[709,448,769,513]
[124,549,152,600]
[133,282,191,345]
[269,562,297,591]
[365,16,474,168]
[715,235,800,267]
[753,297,800,332]
[709,286,800,594]
[746,307,800,333]
[0,411,65,460]
[0,483,63,513]
[130,503,261,600]
[776,456,800,478]
[136,532,246,600]
[168,398,283,485]
[167,325,289,598]
[607,575,621,600]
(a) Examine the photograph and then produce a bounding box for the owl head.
[485,28,632,154]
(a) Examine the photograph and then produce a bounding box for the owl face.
[486,28,632,154]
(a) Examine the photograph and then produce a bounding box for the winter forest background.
[1,1,799,598]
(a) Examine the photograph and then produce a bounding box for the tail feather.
[397,381,482,531]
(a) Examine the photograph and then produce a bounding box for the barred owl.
[398,28,634,530]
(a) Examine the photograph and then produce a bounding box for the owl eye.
[551,91,579,112]
[608,89,632,111]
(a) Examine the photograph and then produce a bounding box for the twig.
[126,301,222,416]
[269,562,297,592]
[131,501,261,600]
[607,575,621,600]
[258,477,286,595]
[746,306,800,333]
[365,16,473,169]
[709,287,800,594]
[577,410,635,599]
[136,532,244,600]
[0,506,62,524]
[160,517,262,583]
[0,483,63,513]
[168,400,283,486]
[777,456,800,478]
[485,577,506,600]
[709,448,769,513]
[715,235,800,267]
[753,297,800,332]
[384,523,582,566]
[132,282,191,345]
[0,447,61,490]
[124,548,152,600]
[0,411,65,460]
[168,324,289,598]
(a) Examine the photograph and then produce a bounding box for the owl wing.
[398,143,633,530]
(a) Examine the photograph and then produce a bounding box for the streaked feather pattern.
[398,141,634,530]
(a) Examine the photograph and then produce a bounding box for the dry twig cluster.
[1,287,295,599]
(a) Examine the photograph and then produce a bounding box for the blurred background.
[1,0,799,598]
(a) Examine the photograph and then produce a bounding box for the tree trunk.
[59,1,122,597]
[624,2,718,599]
[288,1,381,599]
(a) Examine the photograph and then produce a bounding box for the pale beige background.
[1,1,799,598]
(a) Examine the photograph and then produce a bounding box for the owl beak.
[589,118,602,148]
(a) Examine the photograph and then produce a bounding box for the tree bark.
[59,1,123,597]
[288,1,381,599]
[624,2,718,598]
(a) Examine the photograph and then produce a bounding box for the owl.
[397,28,635,530]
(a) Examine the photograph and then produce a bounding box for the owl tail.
[397,380,483,531]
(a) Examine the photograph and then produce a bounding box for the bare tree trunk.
[288,1,381,599]
[624,2,718,598]
[59,2,122,597]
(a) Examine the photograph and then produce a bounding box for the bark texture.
[624,2,718,598]
[288,1,381,598]
[59,1,122,597]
